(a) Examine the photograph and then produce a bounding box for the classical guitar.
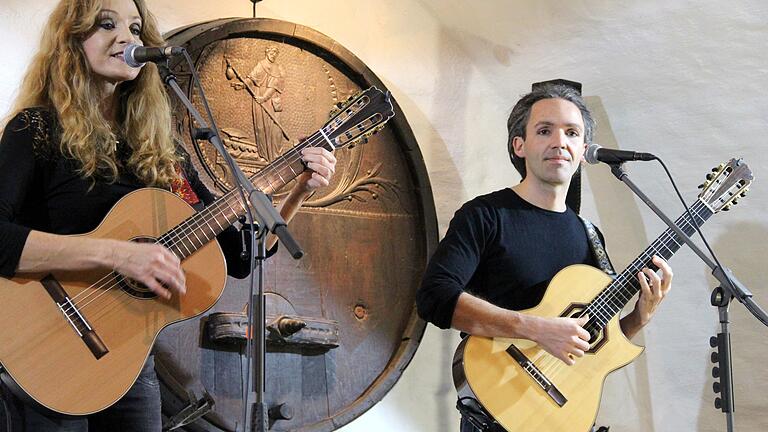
[0,87,394,415]
[453,159,753,431]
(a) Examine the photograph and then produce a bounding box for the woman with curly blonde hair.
[7,0,179,187]
[0,0,336,429]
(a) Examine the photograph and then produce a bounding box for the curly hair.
[4,0,180,187]
[506,84,595,179]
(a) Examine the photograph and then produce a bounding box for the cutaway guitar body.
[454,265,642,431]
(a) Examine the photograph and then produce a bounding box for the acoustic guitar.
[0,87,394,415]
[453,158,753,431]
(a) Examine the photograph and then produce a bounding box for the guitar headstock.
[322,87,395,149]
[699,158,753,212]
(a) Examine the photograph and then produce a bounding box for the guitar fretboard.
[149,86,393,261]
[155,128,335,260]
[586,199,712,327]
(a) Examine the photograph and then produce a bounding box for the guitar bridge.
[41,275,109,360]
[506,344,567,407]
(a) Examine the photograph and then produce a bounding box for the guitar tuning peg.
[697,183,706,189]
[722,205,731,211]
[740,191,748,197]
[706,173,715,180]
[328,103,343,118]
[731,199,738,205]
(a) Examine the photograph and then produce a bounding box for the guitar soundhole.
[561,303,607,353]
[118,236,159,300]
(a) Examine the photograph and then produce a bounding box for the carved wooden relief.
[155,18,437,431]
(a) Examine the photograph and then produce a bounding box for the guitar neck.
[156,129,335,260]
[588,199,713,325]
[249,128,336,194]
[151,85,395,260]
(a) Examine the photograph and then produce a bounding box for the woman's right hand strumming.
[108,240,186,299]
[17,231,186,299]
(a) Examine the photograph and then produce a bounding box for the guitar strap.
[579,216,616,277]
[170,165,202,206]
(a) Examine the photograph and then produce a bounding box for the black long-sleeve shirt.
[416,188,603,329]
[0,107,252,278]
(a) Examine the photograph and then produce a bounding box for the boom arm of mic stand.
[158,64,304,259]
[608,163,768,326]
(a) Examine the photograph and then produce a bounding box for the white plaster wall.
[1,1,767,431]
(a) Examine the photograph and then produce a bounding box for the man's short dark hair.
[506,84,595,179]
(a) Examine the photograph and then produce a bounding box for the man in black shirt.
[416,84,673,431]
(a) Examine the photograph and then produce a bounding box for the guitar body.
[0,188,227,415]
[454,265,644,431]
[0,86,396,416]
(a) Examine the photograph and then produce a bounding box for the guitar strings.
[63,136,319,318]
[73,127,339,328]
[585,200,706,326]
[57,128,335,327]
[61,96,387,335]
[62,91,386,322]
[532,200,709,378]
[590,200,708,324]
[60,186,249,322]
[70,195,249,329]
[80,193,252,327]
[64,187,247,323]
[535,202,706,378]
[544,201,708,376]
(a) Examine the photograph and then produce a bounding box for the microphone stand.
[607,162,768,432]
[158,63,303,432]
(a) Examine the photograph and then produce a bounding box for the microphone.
[584,144,656,165]
[124,44,185,68]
